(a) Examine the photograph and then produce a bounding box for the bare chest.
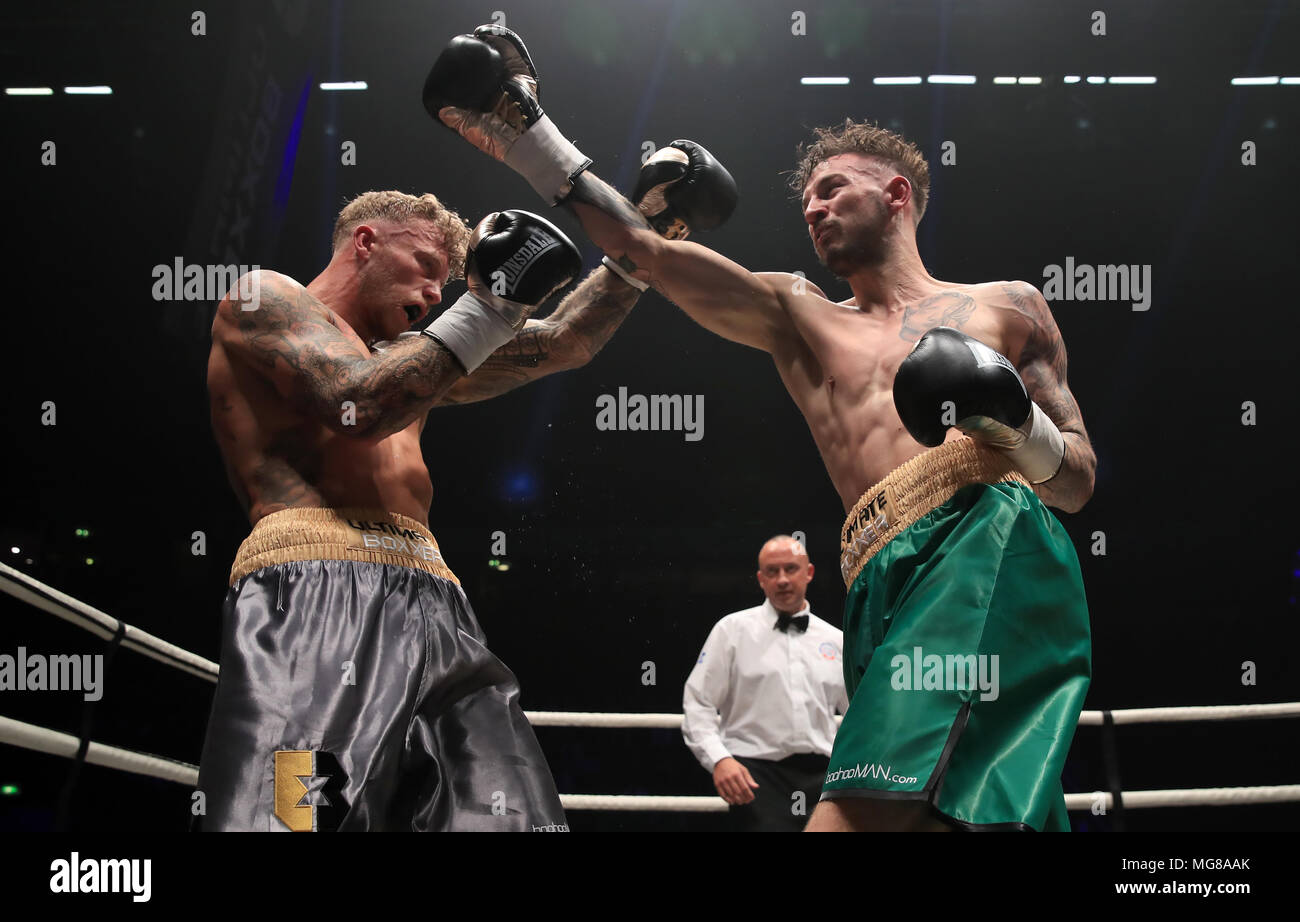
[785,289,1017,409]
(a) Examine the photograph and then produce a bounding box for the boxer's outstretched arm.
[438,265,639,405]
[562,172,797,354]
[1001,282,1096,513]
[214,271,462,439]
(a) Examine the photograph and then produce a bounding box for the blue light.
[502,469,539,503]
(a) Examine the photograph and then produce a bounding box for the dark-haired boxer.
[427,26,1094,831]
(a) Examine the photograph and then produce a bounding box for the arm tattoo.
[232,276,462,438]
[439,268,640,406]
[1001,281,1097,512]
[899,291,976,342]
[562,172,673,296]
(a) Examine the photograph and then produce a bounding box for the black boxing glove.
[632,140,739,241]
[424,24,591,204]
[893,326,1065,483]
[599,139,740,290]
[422,209,581,373]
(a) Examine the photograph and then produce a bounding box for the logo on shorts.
[825,762,918,786]
[347,519,445,564]
[273,750,349,831]
[840,487,891,581]
[819,642,840,661]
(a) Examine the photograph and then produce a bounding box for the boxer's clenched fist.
[423,24,590,204]
[633,140,739,241]
[423,209,581,373]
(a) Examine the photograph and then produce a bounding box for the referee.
[683,536,848,831]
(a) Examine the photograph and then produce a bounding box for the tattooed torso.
[208,283,434,527]
[772,281,1051,510]
[208,264,638,527]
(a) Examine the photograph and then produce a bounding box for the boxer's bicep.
[1003,282,1089,442]
[1004,282,1097,507]
[649,242,795,352]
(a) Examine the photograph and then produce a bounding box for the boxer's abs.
[777,287,1017,512]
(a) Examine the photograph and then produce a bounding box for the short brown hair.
[789,120,931,223]
[332,190,472,279]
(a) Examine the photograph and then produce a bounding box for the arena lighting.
[1281,77,1300,85]
[1232,76,1280,85]
[800,77,849,85]
[1064,75,1082,84]
[1108,76,1157,84]
[320,81,368,91]
[8,547,18,555]
[5,87,53,95]
[993,77,1017,85]
[1018,76,1042,85]
[63,85,112,94]
[872,76,922,85]
[927,74,977,85]
[1087,76,1106,84]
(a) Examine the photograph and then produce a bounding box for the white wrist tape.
[420,290,517,374]
[1010,402,1067,484]
[600,255,648,291]
[504,115,592,203]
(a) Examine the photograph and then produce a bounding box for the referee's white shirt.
[682,599,849,771]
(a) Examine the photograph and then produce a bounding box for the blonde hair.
[332,190,472,279]
[790,119,931,223]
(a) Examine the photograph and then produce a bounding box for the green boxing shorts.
[824,438,1091,831]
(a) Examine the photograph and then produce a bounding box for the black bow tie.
[776,613,809,633]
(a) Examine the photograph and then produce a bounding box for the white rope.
[527,703,1300,728]
[1075,702,1300,725]
[0,561,218,682]
[0,715,198,786]
[562,794,727,813]
[561,786,1300,813]
[1065,786,1300,810]
[525,711,683,728]
[2,714,1295,814]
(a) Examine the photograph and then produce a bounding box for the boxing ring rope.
[524,704,1300,728]
[3,561,1298,816]
[0,715,199,787]
[0,562,218,682]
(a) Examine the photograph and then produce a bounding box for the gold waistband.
[229,507,460,587]
[839,439,1028,588]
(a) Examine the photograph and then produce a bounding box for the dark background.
[0,0,1296,832]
